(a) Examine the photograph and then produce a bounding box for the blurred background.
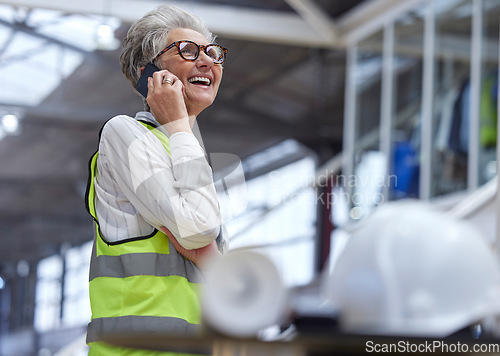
[0,0,498,354]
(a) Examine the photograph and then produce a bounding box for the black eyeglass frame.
[154,40,228,64]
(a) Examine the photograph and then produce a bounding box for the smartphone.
[135,62,160,98]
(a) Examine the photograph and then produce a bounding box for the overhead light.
[2,114,20,135]
[95,23,120,51]
[0,110,23,139]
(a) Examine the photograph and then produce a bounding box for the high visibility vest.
[85,120,204,355]
[480,76,497,148]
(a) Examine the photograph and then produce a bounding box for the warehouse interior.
[0,0,499,355]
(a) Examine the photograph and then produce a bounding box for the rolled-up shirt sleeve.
[97,115,221,249]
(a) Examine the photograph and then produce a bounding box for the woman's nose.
[196,51,214,68]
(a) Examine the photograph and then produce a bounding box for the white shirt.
[94,111,222,250]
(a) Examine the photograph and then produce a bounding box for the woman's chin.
[186,97,216,116]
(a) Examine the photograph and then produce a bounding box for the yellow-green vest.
[85,120,204,355]
[480,76,497,148]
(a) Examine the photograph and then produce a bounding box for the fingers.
[160,226,191,260]
[154,70,179,89]
[159,226,175,240]
[147,70,178,95]
[160,226,184,252]
[146,70,189,127]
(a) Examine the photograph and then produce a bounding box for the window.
[225,151,317,287]
[34,241,92,332]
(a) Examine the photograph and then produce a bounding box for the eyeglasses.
[155,40,227,64]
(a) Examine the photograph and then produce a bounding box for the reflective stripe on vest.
[86,315,200,343]
[89,251,201,282]
[85,120,203,351]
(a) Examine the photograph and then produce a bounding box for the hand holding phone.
[137,63,190,133]
[135,62,160,98]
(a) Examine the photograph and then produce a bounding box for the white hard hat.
[323,200,500,337]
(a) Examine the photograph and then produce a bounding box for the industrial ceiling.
[0,0,385,267]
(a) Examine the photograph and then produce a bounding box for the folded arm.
[98,115,221,249]
[160,226,221,269]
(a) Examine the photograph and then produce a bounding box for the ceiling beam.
[337,0,426,44]
[284,0,338,44]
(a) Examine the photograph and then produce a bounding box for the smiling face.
[157,28,223,117]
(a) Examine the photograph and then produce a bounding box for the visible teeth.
[188,76,211,85]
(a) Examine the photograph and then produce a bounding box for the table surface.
[102,331,497,355]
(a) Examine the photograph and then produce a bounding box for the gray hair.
[120,5,215,91]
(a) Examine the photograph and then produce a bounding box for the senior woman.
[85,5,227,355]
